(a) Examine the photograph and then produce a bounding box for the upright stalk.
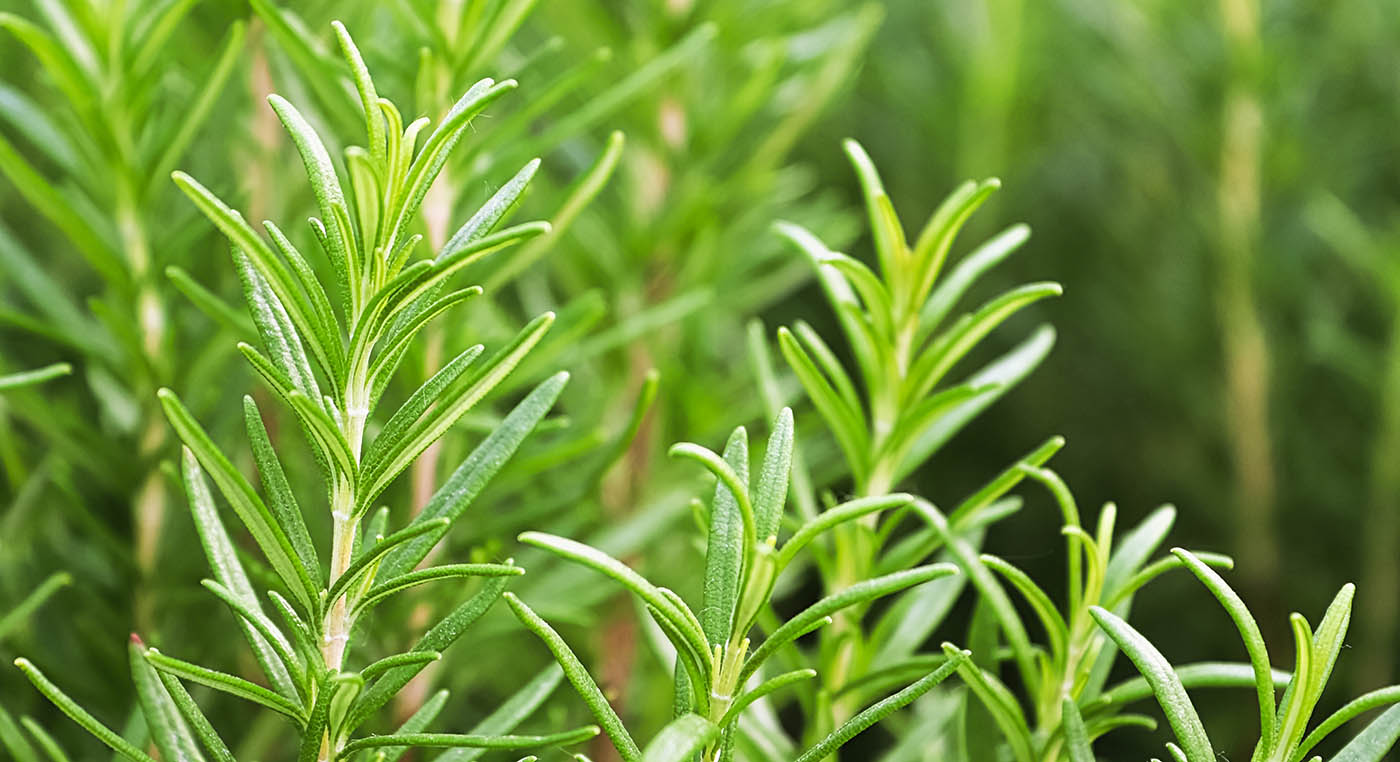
[821,326,911,736]
[1216,0,1278,613]
[1357,310,1400,689]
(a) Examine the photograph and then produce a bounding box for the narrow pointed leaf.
[793,650,965,762]
[504,594,640,762]
[1090,607,1213,762]
[179,450,301,698]
[162,397,317,611]
[379,372,568,578]
[13,659,154,762]
[128,639,205,762]
[639,714,717,762]
[144,650,304,723]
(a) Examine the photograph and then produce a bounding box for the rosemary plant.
[13,21,599,762]
[508,410,966,761]
[0,1,247,701]
[1093,552,1400,761]
[1092,551,1400,756]
[931,470,1243,759]
[773,139,1058,742]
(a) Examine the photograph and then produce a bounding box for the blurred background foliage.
[0,0,1397,759]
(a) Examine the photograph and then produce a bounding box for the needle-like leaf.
[1091,606,1214,762]
[504,593,641,762]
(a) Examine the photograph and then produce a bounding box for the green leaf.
[1170,548,1274,744]
[517,532,710,676]
[1330,705,1400,762]
[775,494,913,570]
[144,649,305,723]
[981,554,1068,668]
[1103,506,1177,600]
[327,518,451,607]
[721,669,815,726]
[234,251,322,405]
[199,580,303,695]
[368,287,481,383]
[950,645,1036,762]
[919,223,1031,337]
[179,450,302,699]
[0,363,71,392]
[0,571,68,642]
[171,172,337,377]
[434,665,565,762]
[0,133,120,283]
[445,160,542,255]
[753,408,794,543]
[129,638,205,762]
[1105,551,1235,608]
[909,500,1038,691]
[147,21,246,194]
[349,574,512,731]
[774,221,881,412]
[0,82,77,171]
[842,139,904,287]
[1294,685,1400,761]
[1276,584,1355,755]
[517,24,714,159]
[243,397,319,577]
[263,220,339,350]
[371,345,484,461]
[297,670,334,762]
[742,564,958,684]
[1062,699,1094,762]
[881,437,1062,574]
[362,223,548,339]
[1090,606,1214,762]
[900,324,1053,475]
[379,372,569,578]
[0,14,94,131]
[504,593,641,762]
[639,714,717,762]
[484,132,625,290]
[154,671,236,762]
[373,688,450,762]
[358,652,442,684]
[266,93,354,306]
[0,699,37,762]
[1087,662,1290,712]
[777,326,869,483]
[331,21,386,170]
[904,282,1062,404]
[910,178,1003,307]
[352,563,525,617]
[880,382,995,476]
[13,658,156,762]
[162,396,318,612]
[389,78,519,246]
[338,728,598,759]
[794,650,965,762]
[699,427,749,646]
[358,312,555,507]
[286,389,357,481]
[165,266,254,336]
[868,545,972,669]
[18,716,69,762]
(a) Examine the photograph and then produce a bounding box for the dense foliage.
[1,1,1398,760]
